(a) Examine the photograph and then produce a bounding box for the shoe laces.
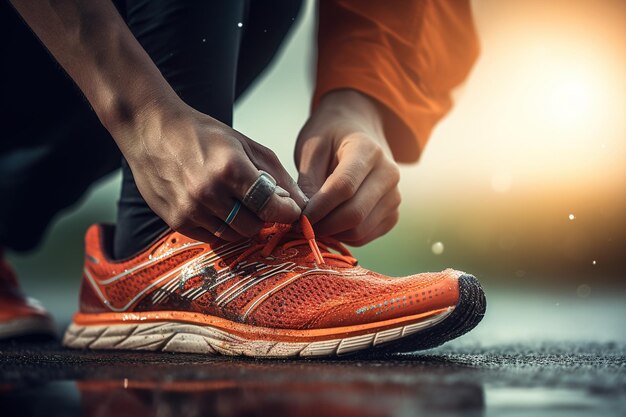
[228,216,357,269]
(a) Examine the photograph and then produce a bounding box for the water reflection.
[2,338,624,417]
[1,377,485,417]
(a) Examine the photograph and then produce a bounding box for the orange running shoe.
[0,249,56,340]
[63,217,485,357]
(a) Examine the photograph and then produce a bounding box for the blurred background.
[7,0,625,332]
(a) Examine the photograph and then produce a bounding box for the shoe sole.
[63,274,485,357]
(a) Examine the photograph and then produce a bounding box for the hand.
[8,0,307,243]
[116,100,307,242]
[295,90,401,246]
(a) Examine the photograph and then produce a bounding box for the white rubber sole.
[63,307,454,357]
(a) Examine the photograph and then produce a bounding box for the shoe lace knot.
[228,216,357,269]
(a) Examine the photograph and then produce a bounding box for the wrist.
[316,89,385,142]
[98,84,180,134]
[100,87,190,160]
[316,89,391,154]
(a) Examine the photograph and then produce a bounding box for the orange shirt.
[314,0,479,162]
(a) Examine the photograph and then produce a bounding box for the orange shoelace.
[228,216,357,269]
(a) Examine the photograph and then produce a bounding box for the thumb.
[294,135,328,199]
[297,171,322,199]
[295,136,331,216]
[297,167,328,223]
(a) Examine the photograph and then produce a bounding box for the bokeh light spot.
[431,242,445,255]
[576,284,592,298]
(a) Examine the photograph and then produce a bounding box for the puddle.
[1,378,485,417]
[485,386,625,417]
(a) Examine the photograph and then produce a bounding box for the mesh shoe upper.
[79,218,460,330]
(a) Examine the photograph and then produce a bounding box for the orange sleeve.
[313,0,480,163]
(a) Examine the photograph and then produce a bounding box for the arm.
[296,0,479,245]
[9,0,172,140]
[9,0,306,241]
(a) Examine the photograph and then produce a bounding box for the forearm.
[9,0,180,146]
[314,0,479,163]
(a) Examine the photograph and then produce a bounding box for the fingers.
[139,114,306,242]
[313,166,399,237]
[303,139,380,224]
[297,171,323,201]
[341,211,400,247]
[212,147,302,224]
[333,188,401,246]
[245,141,309,210]
[178,213,240,242]
[205,197,264,238]
[295,135,332,199]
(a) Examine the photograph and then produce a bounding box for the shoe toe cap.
[306,269,462,329]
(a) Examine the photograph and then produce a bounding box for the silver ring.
[242,171,277,214]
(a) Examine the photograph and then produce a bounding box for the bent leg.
[0,1,120,252]
[235,0,304,100]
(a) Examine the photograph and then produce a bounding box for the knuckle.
[387,164,401,186]
[392,190,402,207]
[371,143,384,160]
[217,156,240,179]
[351,133,381,159]
[188,181,211,203]
[348,132,371,145]
[333,174,359,198]
[349,225,368,242]
[265,149,281,165]
[217,158,251,193]
[255,143,281,164]
[254,142,271,155]
[345,206,367,228]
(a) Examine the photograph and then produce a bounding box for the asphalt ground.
[1,288,625,417]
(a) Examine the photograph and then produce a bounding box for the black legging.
[0,0,303,255]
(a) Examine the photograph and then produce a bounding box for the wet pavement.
[1,289,625,416]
